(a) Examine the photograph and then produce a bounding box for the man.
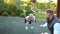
[40,9,60,34]
[25,13,36,30]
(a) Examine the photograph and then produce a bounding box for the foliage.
[20,13,25,17]
[11,12,15,16]
[26,9,33,16]
[0,0,57,18]
[35,12,46,19]
[15,9,24,16]
[2,12,8,16]
[0,0,17,15]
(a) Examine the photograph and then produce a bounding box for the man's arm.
[54,23,60,34]
[40,22,47,28]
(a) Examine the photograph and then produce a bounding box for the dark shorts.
[25,20,33,24]
[25,18,36,24]
[25,19,34,24]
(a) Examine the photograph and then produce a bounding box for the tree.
[30,0,36,3]
[0,0,6,15]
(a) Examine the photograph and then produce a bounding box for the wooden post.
[57,0,60,18]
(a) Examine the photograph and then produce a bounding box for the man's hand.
[40,25,43,28]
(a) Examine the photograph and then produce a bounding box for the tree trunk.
[57,0,60,18]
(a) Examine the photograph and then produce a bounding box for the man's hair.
[46,9,54,15]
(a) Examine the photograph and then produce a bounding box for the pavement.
[0,16,50,34]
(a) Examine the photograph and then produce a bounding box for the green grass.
[34,12,46,19]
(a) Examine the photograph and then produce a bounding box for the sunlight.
[37,0,57,3]
[21,0,30,3]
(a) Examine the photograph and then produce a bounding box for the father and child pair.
[25,9,60,34]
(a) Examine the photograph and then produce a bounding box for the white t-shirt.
[25,16,36,22]
[26,16,36,21]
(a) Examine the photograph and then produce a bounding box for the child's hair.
[29,13,34,16]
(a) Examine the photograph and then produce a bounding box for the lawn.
[34,12,46,19]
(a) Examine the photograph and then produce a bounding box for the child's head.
[29,13,34,18]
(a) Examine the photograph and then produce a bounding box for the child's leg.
[25,22,29,30]
[31,22,34,29]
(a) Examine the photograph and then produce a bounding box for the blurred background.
[0,0,57,19]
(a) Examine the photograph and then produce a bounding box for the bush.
[11,12,15,16]
[16,9,24,16]
[2,12,8,16]
[20,13,25,17]
[26,9,33,16]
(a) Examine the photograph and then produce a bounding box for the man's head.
[29,13,34,19]
[45,9,54,19]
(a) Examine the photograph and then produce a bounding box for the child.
[25,13,36,30]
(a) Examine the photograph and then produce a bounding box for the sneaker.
[26,26,28,30]
[31,26,33,29]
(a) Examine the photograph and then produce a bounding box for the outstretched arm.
[40,22,47,28]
